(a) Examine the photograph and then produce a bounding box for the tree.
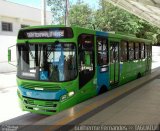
[47,0,94,28]
[68,1,93,29]
[94,0,141,34]
[94,0,160,44]
[135,17,160,44]
[47,0,65,24]
[157,34,160,45]
[47,0,160,44]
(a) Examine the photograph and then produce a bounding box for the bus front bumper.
[17,88,77,115]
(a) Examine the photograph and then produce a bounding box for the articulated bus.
[8,25,152,115]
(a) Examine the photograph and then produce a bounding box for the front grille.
[25,106,57,113]
[24,98,58,107]
[23,97,58,112]
[45,101,57,107]
[25,99,34,105]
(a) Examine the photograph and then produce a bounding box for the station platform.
[1,68,160,131]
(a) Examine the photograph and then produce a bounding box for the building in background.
[0,0,52,72]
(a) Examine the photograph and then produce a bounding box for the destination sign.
[18,27,73,39]
[26,30,64,38]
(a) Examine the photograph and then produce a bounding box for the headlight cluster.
[17,89,22,99]
[61,91,75,101]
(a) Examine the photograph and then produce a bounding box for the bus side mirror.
[8,49,11,62]
[8,45,17,67]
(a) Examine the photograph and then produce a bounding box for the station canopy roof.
[108,0,160,28]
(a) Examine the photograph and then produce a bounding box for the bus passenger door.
[96,34,109,94]
[78,34,96,101]
[110,41,120,86]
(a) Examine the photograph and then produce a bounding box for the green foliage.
[156,34,160,45]
[47,0,160,44]
[47,0,65,24]
[95,1,142,34]
[136,20,159,44]
[69,1,93,29]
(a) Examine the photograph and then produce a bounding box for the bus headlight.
[17,89,22,99]
[68,91,74,97]
[61,91,75,101]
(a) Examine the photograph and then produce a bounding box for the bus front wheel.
[99,85,108,95]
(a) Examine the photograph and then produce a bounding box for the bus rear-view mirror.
[8,49,11,62]
[8,45,17,67]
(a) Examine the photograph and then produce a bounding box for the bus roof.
[108,31,152,43]
[19,25,152,43]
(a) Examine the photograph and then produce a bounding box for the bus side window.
[150,45,152,58]
[145,45,148,58]
[140,43,145,59]
[143,43,145,58]
[135,43,139,60]
[128,42,134,60]
[120,41,128,62]
[145,44,151,58]
[97,37,108,66]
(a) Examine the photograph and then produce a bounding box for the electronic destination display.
[26,30,64,38]
[18,27,73,39]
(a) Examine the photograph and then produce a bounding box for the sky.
[7,0,99,10]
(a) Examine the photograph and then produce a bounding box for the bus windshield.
[17,43,77,82]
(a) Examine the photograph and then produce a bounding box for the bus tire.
[99,85,108,95]
[137,73,141,79]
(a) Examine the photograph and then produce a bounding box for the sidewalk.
[0,72,27,123]
[0,72,16,90]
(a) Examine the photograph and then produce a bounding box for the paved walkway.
[0,72,16,88]
[80,79,160,126]
[0,72,27,122]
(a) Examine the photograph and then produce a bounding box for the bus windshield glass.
[17,43,77,82]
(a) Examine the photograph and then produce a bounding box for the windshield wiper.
[25,41,35,59]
